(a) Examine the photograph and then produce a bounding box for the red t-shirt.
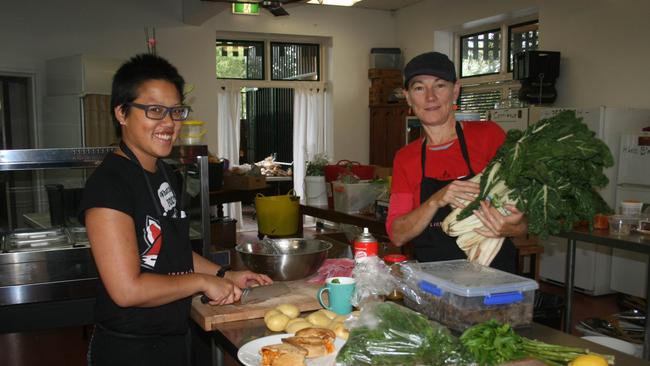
[386,121,506,239]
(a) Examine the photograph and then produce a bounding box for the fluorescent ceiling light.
[307,0,361,6]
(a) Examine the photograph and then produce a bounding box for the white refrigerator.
[533,107,650,295]
[609,132,650,298]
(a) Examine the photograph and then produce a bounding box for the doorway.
[239,87,294,165]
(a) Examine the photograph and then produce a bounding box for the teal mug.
[317,277,356,315]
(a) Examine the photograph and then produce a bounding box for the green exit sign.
[232,3,260,15]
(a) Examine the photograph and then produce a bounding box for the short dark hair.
[110,54,185,137]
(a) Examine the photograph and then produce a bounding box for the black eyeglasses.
[127,103,191,121]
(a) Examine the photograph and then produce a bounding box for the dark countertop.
[557,227,650,253]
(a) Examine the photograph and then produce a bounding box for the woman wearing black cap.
[385,52,527,272]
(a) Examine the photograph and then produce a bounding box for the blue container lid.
[406,259,538,298]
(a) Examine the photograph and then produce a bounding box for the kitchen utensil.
[236,238,332,281]
[201,282,291,305]
[191,279,323,329]
[240,282,290,305]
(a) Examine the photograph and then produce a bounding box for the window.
[271,42,320,81]
[216,40,264,80]
[508,21,539,71]
[456,17,538,118]
[457,88,501,120]
[216,36,326,165]
[460,29,501,78]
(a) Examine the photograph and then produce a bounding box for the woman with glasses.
[78,54,272,366]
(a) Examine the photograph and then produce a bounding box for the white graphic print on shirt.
[157,181,176,214]
[141,215,162,269]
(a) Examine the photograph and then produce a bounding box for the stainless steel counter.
[0,247,97,305]
[556,228,650,358]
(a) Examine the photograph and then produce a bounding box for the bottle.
[384,254,408,301]
[353,227,378,260]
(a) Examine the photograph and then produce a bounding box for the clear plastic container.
[608,215,637,235]
[620,201,643,216]
[370,48,402,69]
[332,181,381,214]
[401,260,538,332]
[180,120,206,145]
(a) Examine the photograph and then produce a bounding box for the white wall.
[0,0,397,163]
[3,0,648,162]
[396,0,650,109]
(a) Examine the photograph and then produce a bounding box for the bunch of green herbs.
[460,320,614,366]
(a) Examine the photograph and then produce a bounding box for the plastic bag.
[306,258,354,285]
[350,256,395,307]
[336,301,469,366]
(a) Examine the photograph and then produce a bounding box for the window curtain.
[216,87,243,227]
[292,87,326,201]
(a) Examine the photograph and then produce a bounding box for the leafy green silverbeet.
[457,110,613,238]
[335,302,470,365]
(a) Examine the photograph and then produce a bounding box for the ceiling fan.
[202,0,306,16]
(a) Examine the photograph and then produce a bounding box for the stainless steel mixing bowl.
[235,238,332,281]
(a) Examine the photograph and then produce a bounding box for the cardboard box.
[372,165,393,179]
[223,175,266,190]
[368,68,402,79]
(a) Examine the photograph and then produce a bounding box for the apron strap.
[118,140,183,217]
[420,121,475,179]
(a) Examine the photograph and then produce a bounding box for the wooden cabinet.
[369,104,409,166]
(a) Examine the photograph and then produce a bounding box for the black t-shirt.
[79,153,192,335]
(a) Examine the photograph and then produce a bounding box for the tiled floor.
[0,209,639,365]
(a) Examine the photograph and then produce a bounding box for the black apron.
[411,122,517,273]
[89,141,193,366]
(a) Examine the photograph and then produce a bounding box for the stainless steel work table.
[556,228,650,358]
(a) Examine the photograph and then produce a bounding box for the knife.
[200,282,291,305]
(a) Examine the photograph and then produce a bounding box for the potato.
[326,319,342,331]
[332,322,349,340]
[264,309,282,323]
[285,320,313,334]
[334,314,348,323]
[265,313,290,332]
[306,311,331,327]
[318,309,337,320]
[284,317,307,332]
[275,303,300,319]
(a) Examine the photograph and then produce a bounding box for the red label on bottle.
[354,240,378,259]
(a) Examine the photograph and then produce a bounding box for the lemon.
[569,354,609,366]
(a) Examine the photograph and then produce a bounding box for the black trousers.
[88,325,190,366]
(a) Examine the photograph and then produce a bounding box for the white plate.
[237,333,346,366]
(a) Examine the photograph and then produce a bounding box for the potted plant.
[304,154,329,206]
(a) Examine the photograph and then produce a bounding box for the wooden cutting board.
[191,279,323,331]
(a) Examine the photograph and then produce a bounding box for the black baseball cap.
[403,52,457,87]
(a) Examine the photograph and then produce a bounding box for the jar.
[593,213,609,230]
[179,120,206,145]
[384,254,408,301]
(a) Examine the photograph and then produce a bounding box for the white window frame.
[216,31,328,91]
[454,15,538,104]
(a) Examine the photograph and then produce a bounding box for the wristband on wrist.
[216,265,231,278]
